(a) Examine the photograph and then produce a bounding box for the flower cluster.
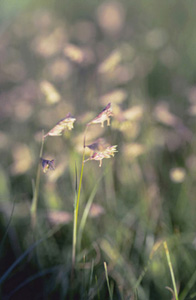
[84,103,117,167]
[41,113,75,173]
[40,103,117,172]
[84,145,117,167]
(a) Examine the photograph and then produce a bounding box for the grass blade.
[77,175,103,252]
[30,131,45,228]
[104,262,113,300]
[164,241,179,300]
[71,128,87,276]
[0,224,63,285]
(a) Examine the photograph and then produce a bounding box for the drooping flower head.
[44,113,76,138]
[87,103,113,128]
[84,144,117,167]
[84,152,110,167]
[41,158,55,173]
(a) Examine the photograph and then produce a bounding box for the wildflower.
[44,113,76,138]
[84,152,110,167]
[84,145,117,167]
[41,158,55,173]
[87,103,113,128]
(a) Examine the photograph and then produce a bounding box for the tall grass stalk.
[30,132,45,228]
[104,262,113,300]
[164,241,179,300]
[71,131,87,277]
[71,127,89,276]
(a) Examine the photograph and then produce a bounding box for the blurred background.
[1,0,196,299]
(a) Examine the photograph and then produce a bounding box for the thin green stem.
[164,241,179,300]
[104,262,113,300]
[72,190,78,278]
[30,132,45,228]
[71,126,88,277]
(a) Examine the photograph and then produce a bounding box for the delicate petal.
[41,158,55,173]
[87,103,113,127]
[44,113,76,138]
[104,145,118,157]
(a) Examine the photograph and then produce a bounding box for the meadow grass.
[1,1,196,299]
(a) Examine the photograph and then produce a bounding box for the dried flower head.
[104,145,118,157]
[87,103,113,128]
[84,144,117,167]
[41,158,55,173]
[44,113,76,138]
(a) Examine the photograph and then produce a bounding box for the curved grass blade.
[5,266,59,299]
[77,174,103,252]
[0,224,63,285]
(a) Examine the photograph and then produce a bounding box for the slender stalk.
[71,127,87,277]
[30,132,45,228]
[104,262,113,300]
[71,188,78,279]
[164,241,179,300]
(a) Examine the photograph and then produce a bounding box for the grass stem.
[30,131,45,228]
[71,127,87,278]
[104,262,113,300]
[164,241,179,300]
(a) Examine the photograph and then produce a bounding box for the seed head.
[44,113,76,138]
[84,144,117,167]
[87,103,113,128]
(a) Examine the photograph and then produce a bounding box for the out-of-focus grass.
[1,0,196,299]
